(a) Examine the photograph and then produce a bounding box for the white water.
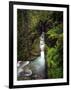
[17,32,46,79]
[39,32,45,69]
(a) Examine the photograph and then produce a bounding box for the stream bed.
[17,52,46,80]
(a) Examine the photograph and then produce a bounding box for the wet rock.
[18,69,32,77]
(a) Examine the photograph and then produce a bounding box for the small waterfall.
[40,32,45,66]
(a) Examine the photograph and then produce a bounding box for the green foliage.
[17,9,63,79]
[45,12,63,78]
[47,24,63,38]
[17,10,40,61]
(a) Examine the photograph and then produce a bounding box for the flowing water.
[17,32,46,80]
